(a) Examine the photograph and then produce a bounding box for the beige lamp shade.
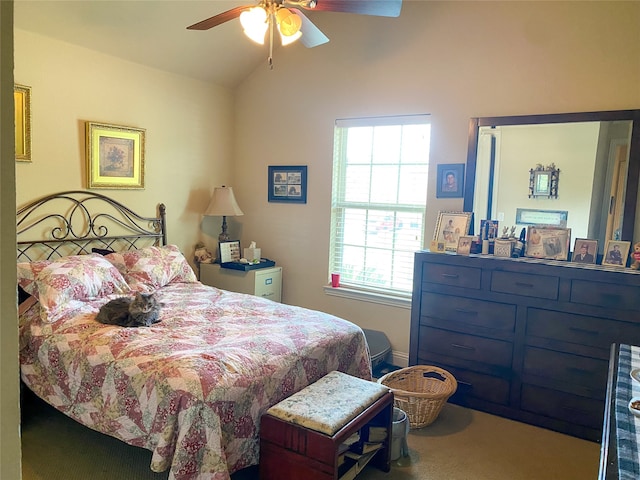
[204,186,244,217]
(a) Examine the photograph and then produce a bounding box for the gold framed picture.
[86,121,145,189]
[433,211,472,252]
[14,84,31,162]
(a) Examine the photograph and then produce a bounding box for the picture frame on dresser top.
[479,219,499,240]
[86,121,145,189]
[524,226,571,260]
[570,238,597,264]
[456,235,473,255]
[602,240,630,267]
[433,211,472,252]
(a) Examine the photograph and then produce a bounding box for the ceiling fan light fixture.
[276,8,302,36]
[240,6,268,44]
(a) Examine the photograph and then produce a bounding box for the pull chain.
[268,12,274,70]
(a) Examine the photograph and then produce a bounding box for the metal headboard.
[17,190,167,262]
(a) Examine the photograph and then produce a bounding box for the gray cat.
[96,292,162,327]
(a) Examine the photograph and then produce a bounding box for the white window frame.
[326,114,430,306]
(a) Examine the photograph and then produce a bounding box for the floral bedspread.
[19,282,372,480]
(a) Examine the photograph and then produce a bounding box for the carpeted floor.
[21,391,599,480]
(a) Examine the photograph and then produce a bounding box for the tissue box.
[244,247,261,262]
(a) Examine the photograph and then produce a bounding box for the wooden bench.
[260,371,394,480]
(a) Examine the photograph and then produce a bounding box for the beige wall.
[233,1,640,362]
[14,29,237,261]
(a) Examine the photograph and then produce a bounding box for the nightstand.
[200,263,282,303]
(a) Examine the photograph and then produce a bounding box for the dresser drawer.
[570,279,640,311]
[520,384,603,429]
[437,364,510,406]
[491,271,558,299]
[526,308,640,350]
[522,346,607,396]
[422,263,481,290]
[418,326,513,368]
[420,292,516,332]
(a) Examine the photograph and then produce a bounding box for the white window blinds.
[329,115,430,296]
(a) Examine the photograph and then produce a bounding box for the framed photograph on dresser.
[433,211,472,252]
[456,235,473,255]
[524,226,571,260]
[602,240,630,267]
[571,238,597,264]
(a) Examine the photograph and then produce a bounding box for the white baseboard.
[390,350,409,368]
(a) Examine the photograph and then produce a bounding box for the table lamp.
[204,186,244,242]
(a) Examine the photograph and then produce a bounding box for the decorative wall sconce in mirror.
[528,163,559,198]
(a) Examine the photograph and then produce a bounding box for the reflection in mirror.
[464,110,640,255]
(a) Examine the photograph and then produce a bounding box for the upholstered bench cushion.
[266,371,389,436]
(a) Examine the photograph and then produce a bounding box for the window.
[329,115,430,299]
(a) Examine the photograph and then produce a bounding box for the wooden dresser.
[409,251,640,441]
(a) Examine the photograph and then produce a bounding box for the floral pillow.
[104,244,197,292]
[17,254,131,323]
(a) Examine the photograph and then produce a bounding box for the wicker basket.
[377,365,457,429]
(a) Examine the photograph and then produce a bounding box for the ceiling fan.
[187,0,402,67]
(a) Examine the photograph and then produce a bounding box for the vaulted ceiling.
[14,0,335,89]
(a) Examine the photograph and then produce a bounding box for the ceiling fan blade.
[187,5,250,30]
[286,0,402,17]
[290,8,330,48]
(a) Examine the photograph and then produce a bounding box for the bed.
[17,191,372,480]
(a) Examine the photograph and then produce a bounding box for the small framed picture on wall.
[436,163,465,198]
[268,165,307,204]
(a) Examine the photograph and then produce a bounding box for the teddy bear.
[631,242,640,270]
[194,242,213,264]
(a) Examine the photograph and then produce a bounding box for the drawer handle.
[515,282,534,288]
[454,308,478,316]
[441,273,459,279]
[561,405,590,416]
[566,366,590,376]
[451,343,475,351]
[457,380,473,388]
[568,326,598,336]
[601,293,622,302]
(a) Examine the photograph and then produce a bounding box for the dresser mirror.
[463,110,640,254]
